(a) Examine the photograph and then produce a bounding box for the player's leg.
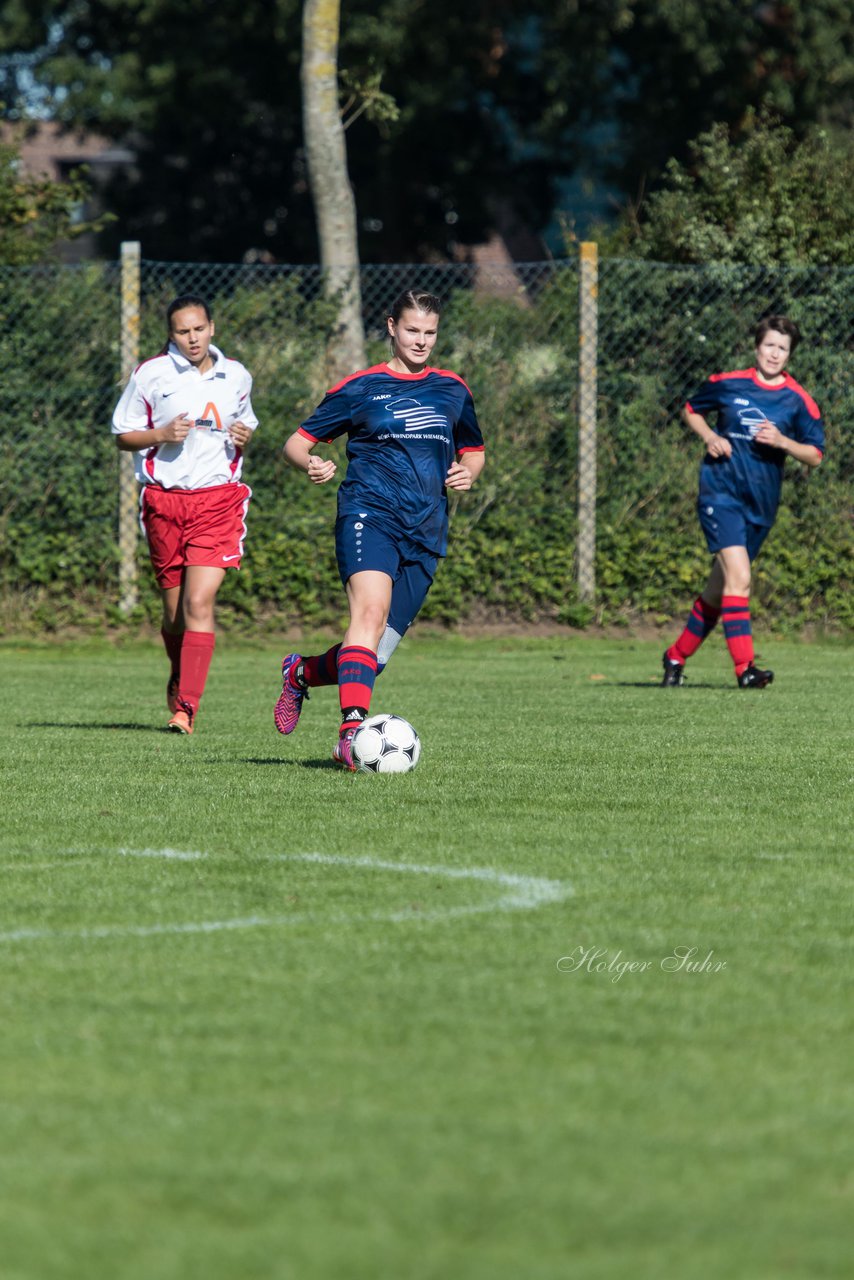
[719,524,773,687]
[662,555,723,685]
[376,555,436,675]
[170,485,250,732]
[140,486,187,714]
[160,585,184,712]
[168,564,225,732]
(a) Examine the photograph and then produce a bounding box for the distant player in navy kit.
[662,316,824,688]
[113,295,258,734]
[274,289,485,768]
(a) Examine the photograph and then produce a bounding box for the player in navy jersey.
[662,316,824,689]
[113,295,258,734]
[274,289,485,769]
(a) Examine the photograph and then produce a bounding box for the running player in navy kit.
[274,289,485,768]
[662,316,824,688]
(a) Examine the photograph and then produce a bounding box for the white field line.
[0,850,573,943]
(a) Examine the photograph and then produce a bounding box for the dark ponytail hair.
[387,289,443,326]
[163,294,212,353]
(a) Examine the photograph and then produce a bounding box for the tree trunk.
[301,0,366,381]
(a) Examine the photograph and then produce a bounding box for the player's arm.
[446,449,485,491]
[752,423,822,467]
[682,405,731,459]
[283,428,337,484]
[115,415,192,451]
[228,372,259,448]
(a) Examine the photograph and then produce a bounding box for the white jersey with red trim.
[112,342,258,489]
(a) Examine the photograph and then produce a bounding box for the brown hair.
[754,314,801,353]
[388,290,443,325]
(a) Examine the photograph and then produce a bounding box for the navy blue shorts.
[335,513,437,645]
[697,501,771,562]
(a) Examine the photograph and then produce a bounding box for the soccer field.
[1,634,851,1280]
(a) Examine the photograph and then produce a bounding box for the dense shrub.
[0,258,850,634]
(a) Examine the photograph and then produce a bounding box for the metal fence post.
[118,241,141,613]
[577,241,598,604]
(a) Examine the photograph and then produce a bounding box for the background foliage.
[1,1,852,262]
[0,255,850,635]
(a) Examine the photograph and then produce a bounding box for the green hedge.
[0,259,850,634]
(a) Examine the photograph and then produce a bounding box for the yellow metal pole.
[577,241,598,604]
[118,241,141,614]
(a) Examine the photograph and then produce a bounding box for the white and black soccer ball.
[351,714,421,774]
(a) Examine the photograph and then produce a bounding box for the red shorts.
[140,483,252,589]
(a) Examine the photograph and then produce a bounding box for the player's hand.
[705,432,732,460]
[307,454,337,484]
[228,419,253,448]
[161,413,192,443]
[753,421,784,449]
[445,461,475,491]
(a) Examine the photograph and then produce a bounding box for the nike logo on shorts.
[222,554,240,561]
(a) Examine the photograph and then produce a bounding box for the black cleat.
[661,651,685,687]
[737,664,774,689]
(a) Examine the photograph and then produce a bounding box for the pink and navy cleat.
[332,729,357,771]
[274,653,309,734]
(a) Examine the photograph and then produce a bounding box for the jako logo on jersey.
[734,398,750,406]
[385,396,447,432]
[195,402,224,431]
[370,394,393,400]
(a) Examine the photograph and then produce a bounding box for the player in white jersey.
[112,295,258,734]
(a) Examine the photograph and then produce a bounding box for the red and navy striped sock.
[178,630,215,713]
[337,645,377,735]
[721,595,754,676]
[667,596,720,663]
[300,644,341,688]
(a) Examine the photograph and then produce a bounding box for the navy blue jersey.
[687,368,824,527]
[298,363,484,555]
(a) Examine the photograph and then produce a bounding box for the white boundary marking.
[0,850,572,943]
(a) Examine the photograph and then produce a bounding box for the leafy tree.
[302,0,365,378]
[0,1,851,262]
[622,114,854,266]
[0,125,100,263]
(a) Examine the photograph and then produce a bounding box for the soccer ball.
[351,714,421,774]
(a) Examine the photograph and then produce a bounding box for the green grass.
[0,633,851,1280]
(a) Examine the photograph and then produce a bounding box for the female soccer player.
[112,295,258,734]
[662,315,824,689]
[274,288,485,769]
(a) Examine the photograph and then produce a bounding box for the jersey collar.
[167,341,223,374]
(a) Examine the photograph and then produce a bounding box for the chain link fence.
[0,249,850,631]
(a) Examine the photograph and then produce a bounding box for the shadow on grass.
[244,756,342,770]
[615,682,722,690]
[24,720,166,732]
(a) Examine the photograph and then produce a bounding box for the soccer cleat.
[167,672,180,713]
[661,651,685,687]
[737,664,774,689]
[167,700,195,734]
[274,652,309,735]
[332,728,357,772]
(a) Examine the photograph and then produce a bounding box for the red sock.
[667,596,720,663]
[301,644,341,688]
[178,631,216,713]
[161,627,183,677]
[337,645,377,735]
[721,596,754,676]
